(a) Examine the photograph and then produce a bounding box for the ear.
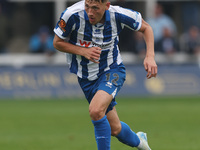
[105,2,110,10]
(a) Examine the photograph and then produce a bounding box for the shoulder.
[109,5,127,14]
[109,5,140,15]
[61,1,84,21]
[67,0,84,13]
[109,5,121,12]
[109,4,141,21]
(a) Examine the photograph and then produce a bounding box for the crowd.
[135,3,200,56]
[1,1,200,56]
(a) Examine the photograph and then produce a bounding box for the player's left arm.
[138,19,157,79]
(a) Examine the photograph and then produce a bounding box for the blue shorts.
[78,64,126,114]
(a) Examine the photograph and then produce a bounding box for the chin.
[89,21,97,25]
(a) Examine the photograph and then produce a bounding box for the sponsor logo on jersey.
[78,40,113,49]
[92,41,112,49]
[79,40,91,48]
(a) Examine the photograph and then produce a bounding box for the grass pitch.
[0,96,199,150]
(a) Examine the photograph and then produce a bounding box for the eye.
[85,4,89,9]
[92,6,99,10]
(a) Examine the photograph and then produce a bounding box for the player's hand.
[83,47,102,63]
[143,56,157,79]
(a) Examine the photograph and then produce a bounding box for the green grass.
[0,96,200,150]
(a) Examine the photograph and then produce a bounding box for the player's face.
[85,0,110,25]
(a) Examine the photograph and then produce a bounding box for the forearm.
[53,34,101,63]
[139,20,155,58]
[143,26,155,57]
[139,19,157,79]
[53,35,85,56]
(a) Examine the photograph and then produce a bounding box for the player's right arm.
[54,2,101,63]
[53,34,101,63]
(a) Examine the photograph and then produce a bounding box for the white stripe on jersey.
[76,55,83,78]
[104,12,117,72]
[77,11,85,46]
[116,45,123,65]
[87,62,99,80]
[62,1,84,23]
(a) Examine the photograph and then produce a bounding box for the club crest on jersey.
[59,19,66,32]
[94,29,101,34]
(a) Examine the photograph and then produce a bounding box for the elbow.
[53,36,62,52]
[53,35,67,53]
[53,38,58,50]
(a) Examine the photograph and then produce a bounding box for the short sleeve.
[54,9,75,39]
[115,6,142,31]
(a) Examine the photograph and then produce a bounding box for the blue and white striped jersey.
[54,0,142,81]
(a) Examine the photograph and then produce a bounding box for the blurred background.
[0,1,200,150]
[0,0,200,98]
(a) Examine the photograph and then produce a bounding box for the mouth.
[89,17,95,23]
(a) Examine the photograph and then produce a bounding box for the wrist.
[78,47,86,56]
[145,53,155,58]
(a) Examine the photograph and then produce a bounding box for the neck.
[99,12,106,24]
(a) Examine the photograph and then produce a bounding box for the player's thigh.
[107,107,121,136]
[89,90,113,120]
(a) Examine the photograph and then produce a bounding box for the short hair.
[86,0,108,3]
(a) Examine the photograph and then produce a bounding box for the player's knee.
[89,106,104,121]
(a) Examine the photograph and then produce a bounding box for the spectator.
[147,3,177,52]
[29,26,55,55]
[157,27,178,55]
[179,26,200,55]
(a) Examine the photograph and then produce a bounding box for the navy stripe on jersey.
[103,11,112,42]
[84,11,92,41]
[64,16,75,37]
[70,54,78,74]
[55,11,75,38]
[80,56,89,78]
[113,37,119,63]
[80,11,92,78]
[116,12,139,30]
[69,12,80,45]
[98,50,109,77]
[114,12,123,34]
[103,24,112,42]
[110,37,119,69]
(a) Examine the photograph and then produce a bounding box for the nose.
[88,8,93,16]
